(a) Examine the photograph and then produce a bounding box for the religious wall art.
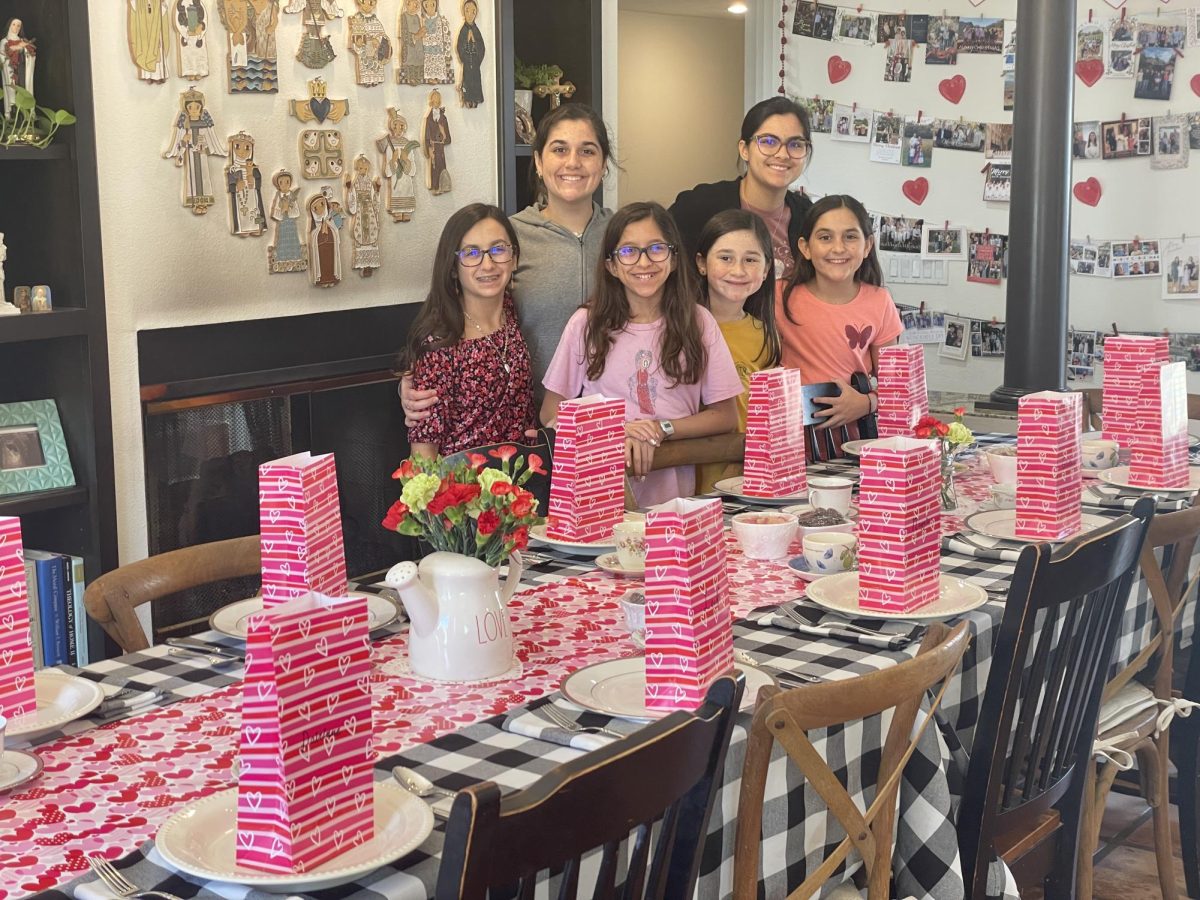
[347,0,391,86]
[2,19,36,118]
[172,0,211,80]
[217,0,279,92]
[345,154,382,276]
[456,0,484,107]
[398,0,454,85]
[163,88,225,215]
[129,1,171,83]
[290,77,349,124]
[225,131,266,237]
[268,169,308,273]
[307,187,344,287]
[376,108,419,222]
[397,0,423,85]
[287,0,342,69]
[298,128,344,178]
[421,89,452,194]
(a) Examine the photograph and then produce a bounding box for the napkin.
[501,700,641,751]
[942,533,1024,563]
[94,683,165,721]
[752,604,923,650]
[1083,486,1192,512]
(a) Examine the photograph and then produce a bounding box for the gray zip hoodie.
[511,202,612,396]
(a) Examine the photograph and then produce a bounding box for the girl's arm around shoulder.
[540,307,591,405]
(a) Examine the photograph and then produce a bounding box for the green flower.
[400,473,441,511]
[476,468,512,494]
[947,422,973,446]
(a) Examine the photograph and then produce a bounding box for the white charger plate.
[840,439,882,458]
[0,750,43,793]
[529,524,617,556]
[804,572,989,621]
[965,508,1109,544]
[5,671,105,740]
[786,555,857,583]
[209,592,399,640]
[714,476,808,506]
[1096,465,1200,493]
[155,781,434,893]
[595,552,644,577]
[560,657,772,723]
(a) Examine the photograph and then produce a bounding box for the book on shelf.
[23,556,43,669]
[22,550,88,667]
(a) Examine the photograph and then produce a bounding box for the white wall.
[779,0,1200,395]
[617,9,744,206]
[89,4,499,564]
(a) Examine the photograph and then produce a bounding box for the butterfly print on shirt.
[846,324,874,350]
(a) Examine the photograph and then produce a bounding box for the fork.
[539,704,626,739]
[780,603,884,638]
[86,855,183,900]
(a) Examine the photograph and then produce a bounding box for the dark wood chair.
[956,498,1156,899]
[435,674,744,900]
[1080,387,1200,431]
[732,621,971,900]
[802,373,879,462]
[84,536,261,652]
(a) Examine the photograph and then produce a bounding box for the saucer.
[0,750,43,793]
[5,671,105,741]
[596,552,645,577]
[785,555,856,583]
[713,476,807,506]
[210,592,399,640]
[529,523,618,556]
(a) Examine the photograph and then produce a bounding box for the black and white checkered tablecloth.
[34,440,1199,900]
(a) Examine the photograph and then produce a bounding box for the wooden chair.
[1077,495,1200,900]
[435,674,744,900]
[732,621,971,900]
[956,498,1156,899]
[84,536,261,652]
[1080,387,1200,430]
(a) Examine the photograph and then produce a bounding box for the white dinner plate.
[5,670,105,740]
[803,572,989,621]
[560,656,772,723]
[155,781,434,893]
[840,439,882,458]
[964,508,1110,544]
[529,523,617,556]
[595,552,644,577]
[0,750,44,793]
[1096,465,1200,493]
[786,555,857,583]
[713,476,808,506]
[209,592,399,640]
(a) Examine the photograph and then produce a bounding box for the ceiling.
[619,0,748,20]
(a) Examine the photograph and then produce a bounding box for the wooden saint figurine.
[419,0,454,85]
[287,0,342,69]
[172,0,210,81]
[347,0,391,87]
[298,127,344,179]
[307,187,343,287]
[376,108,419,222]
[225,131,266,237]
[289,77,348,124]
[396,0,423,85]
[216,0,279,92]
[163,88,225,214]
[128,1,170,83]
[421,89,452,195]
[456,1,484,108]
[2,19,36,117]
[268,169,308,273]
[344,154,381,276]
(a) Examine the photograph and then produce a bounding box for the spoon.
[392,766,457,801]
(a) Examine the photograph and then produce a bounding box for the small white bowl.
[731,511,799,560]
[989,483,1016,510]
[984,447,1018,484]
[1082,439,1119,470]
[618,589,645,633]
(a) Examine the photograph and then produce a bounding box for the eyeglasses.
[610,242,674,266]
[751,133,812,159]
[455,242,514,266]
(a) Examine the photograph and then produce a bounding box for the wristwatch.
[659,419,675,438]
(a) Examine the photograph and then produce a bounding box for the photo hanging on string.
[1136,19,1187,52]
[983,163,1012,202]
[926,15,959,64]
[921,223,967,261]
[1107,15,1137,77]
[832,104,872,143]
[1134,46,1177,101]
[833,8,875,46]
[1070,240,1113,278]
[1067,329,1097,380]
[1160,237,1200,301]
[939,316,971,361]
[933,119,985,152]
[1100,117,1152,160]
[985,123,1013,160]
[1003,72,1015,112]
[1076,21,1106,64]
[877,215,923,254]
[1188,113,1200,150]
[1151,115,1189,170]
[1073,120,1103,160]
[883,28,915,83]
[1002,20,1017,71]
[792,1,815,37]
[1189,8,1200,48]
[967,231,1008,285]
[900,308,947,345]
[902,116,935,168]
[812,4,837,41]
[1111,239,1160,279]
[802,97,835,134]
[959,17,1004,54]
[869,111,904,164]
[979,321,1006,357]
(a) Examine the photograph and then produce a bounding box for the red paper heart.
[827,55,852,84]
[1075,59,1105,87]
[938,74,967,103]
[1191,73,1200,97]
[1073,177,1102,206]
[902,177,929,205]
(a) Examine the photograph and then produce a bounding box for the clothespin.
[857,4,863,12]
[1121,112,1127,123]
[919,301,926,313]
[1086,233,1092,242]
[918,109,924,120]
[1088,8,1093,23]
[853,101,857,113]
[1121,7,1126,22]
[991,317,999,326]
[985,228,990,238]
[1111,322,1120,336]
[944,220,949,231]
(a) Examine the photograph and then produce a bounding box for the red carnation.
[527,453,547,475]
[936,422,949,437]
[477,509,501,535]
[954,406,966,417]
[511,495,533,518]
[489,445,518,463]
[490,481,515,496]
[392,459,415,479]
[467,452,488,470]
[381,499,409,530]
[511,524,529,550]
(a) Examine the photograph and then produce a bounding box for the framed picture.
[0,400,76,496]
[939,315,971,361]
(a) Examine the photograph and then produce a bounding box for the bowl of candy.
[783,505,856,537]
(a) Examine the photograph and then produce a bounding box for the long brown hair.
[399,203,520,369]
[782,194,884,326]
[585,202,706,385]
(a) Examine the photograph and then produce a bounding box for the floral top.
[408,296,536,455]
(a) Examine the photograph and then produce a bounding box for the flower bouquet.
[914,407,975,510]
[382,446,546,566]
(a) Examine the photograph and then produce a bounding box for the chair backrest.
[83,535,261,652]
[957,499,1155,898]
[435,674,744,900]
[804,374,879,462]
[1080,388,1200,430]
[733,621,971,900]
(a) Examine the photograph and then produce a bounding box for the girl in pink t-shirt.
[542,202,742,506]
[776,194,902,433]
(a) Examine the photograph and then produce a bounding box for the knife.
[165,637,245,660]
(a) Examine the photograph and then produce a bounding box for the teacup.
[802,532,858,574]
[990,483,1016,510]
[1082,439,1120,470]
[731,511,799,560]
[807,476,854,515]
[612,521,647,571]
[984,447,1018,484]
[618,589,645,633]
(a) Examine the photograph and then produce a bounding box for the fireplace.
[138,307,418,642]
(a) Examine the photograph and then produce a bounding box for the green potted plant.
[0,85,76,150]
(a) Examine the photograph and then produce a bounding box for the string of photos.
[118,0,490,289]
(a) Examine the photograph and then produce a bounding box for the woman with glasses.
[669,97,813,277]
[541,202,741,506]
[399,203,535,457]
